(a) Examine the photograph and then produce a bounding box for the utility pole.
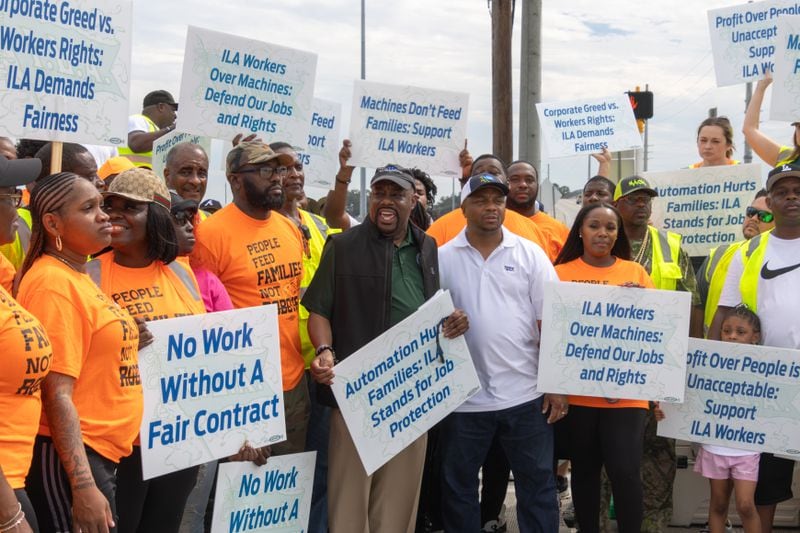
[744,82,753,164]
[359,0,367,220]
[519,0,542,170]
[490,0,513,164]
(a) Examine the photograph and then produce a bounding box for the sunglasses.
[745,207,773,223]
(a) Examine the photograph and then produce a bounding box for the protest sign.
[178,26,316,146]
[151,130,212,182]
[211,452,315,533]
[646,164,762,257]
[535,94,641,158]
[138,306,285,480]
[348,80,468,178]
[771,16,800,120]
[331,290,479,475]
[538,282,690,402]
[301,98,341,189]
[659,339,800,457]
[707,0,800,87]
[0,0,132,145]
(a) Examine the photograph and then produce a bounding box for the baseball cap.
[199,198,222,212]
[169,190,198,216]
[766,162,800,191]
[460,173,509,203]
[98,156,135,181]
[613,176,658,201]
[226,141,294,174]
[0,155,41,187]
[105,168,171,211]
[143,90,178,109]
[370,164,415,190]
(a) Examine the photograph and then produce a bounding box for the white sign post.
[538,282,691,403]
[210,452,315,533]
[138,306,285,480]
[659,339,800,457]
[0,0,132,145]
[348,80,469,178]
[301,98,341,189]
[707,0,800,87]
[178,26,317,146]
[151,130,213,182]
[771,16,800,119]
[331,290,480,475]
[646,164,762,257]
[535,95,642,159]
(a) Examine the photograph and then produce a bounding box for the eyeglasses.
[234,166,288,179]
[172,210,197,225]
[745,206,774,223]
[0,191,23,207]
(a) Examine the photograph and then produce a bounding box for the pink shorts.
[694,448,760,481]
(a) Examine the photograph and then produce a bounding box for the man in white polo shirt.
[437,173,566,532]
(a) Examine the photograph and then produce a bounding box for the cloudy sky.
[126,0,791,207]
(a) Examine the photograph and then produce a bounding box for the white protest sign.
[0,0,132,145]
[301,98,341,189]
[535,94,641,159]
[178,26,316,146]
[538,282,690,402]
[138,306,285,480]
[659,339,800,457]
[151,130,213,182]
[707,0,800,87]
[771,16,800,120]
[210,452,315,533]
[331,290,480,475]
[646,164,762,257]
[348,80,468,178]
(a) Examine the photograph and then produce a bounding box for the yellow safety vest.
[776,146,797,167]
[702,240,745,334]
[647,226,683,290]
[118,114,159,167]
[85,257,201,302]
[738,230,772,312]
[0,208,32,270]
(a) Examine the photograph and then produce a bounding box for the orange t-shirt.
[530,211,569,260]
[192,204,305,391]
[554,257,654,409]
[0,253,15,293]
[0,285,52,488]
[17,255,142,462]
[89,254,206,321]
[427,208,555,260]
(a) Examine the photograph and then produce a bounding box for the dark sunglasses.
[745,207,773,223]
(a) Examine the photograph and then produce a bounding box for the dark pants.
[480,436,510,525]
[567,406,647,533]
[115,446,199,533]
[305,371,330,533]
[441,398,558,533]
[26,435,118,533]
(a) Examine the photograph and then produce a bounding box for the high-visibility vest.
[776,146,797,167]
[646,226,683,290]
[85,257,201,303]
[738,230,772,312]
[702,240,745,333]
[0,208,32,270]
[118,114,159,167]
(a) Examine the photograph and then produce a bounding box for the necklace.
[632,229,650,265]
[46,252,82,272]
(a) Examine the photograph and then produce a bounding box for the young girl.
[696,305,762,533]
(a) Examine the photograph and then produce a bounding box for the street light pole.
[359,0,367,219]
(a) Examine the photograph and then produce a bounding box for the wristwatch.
[315,344,337,362]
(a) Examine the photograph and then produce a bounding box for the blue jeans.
[441,398,558,533]
[305,371,331,533]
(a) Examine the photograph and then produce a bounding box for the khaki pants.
[328,408,427,533]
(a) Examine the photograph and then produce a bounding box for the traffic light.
[627,90,653,120]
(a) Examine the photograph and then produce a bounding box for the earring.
[579,234,582,239]
[55,235,62,251]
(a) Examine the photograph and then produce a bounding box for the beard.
[243,179,284,211]
[506,194,535,211]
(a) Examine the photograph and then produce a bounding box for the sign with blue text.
[332,290,480,475]
[177,26,316,146]
[771,16,800,120]
[646,164,762,257]
[659,339,800,457]
[707,0,800,87]
[302,98,341,189]
[535,94,641,159]
[0,0,132,145]
[348,80,469,178]
[138,306,285,480]
[538,282,691,402]
[211,452,315,533]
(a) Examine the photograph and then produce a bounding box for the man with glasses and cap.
[0,155,40,292]
[303,164,468,533]
[119,90,179,168]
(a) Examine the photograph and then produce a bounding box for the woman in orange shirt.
[83,168,206,533]
[18,172,148,533]
[553,203,654,533]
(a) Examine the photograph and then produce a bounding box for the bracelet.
[315,344,338,363]
[0,504,21,529]
[0,507,24,532]
[335,177,351,185]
